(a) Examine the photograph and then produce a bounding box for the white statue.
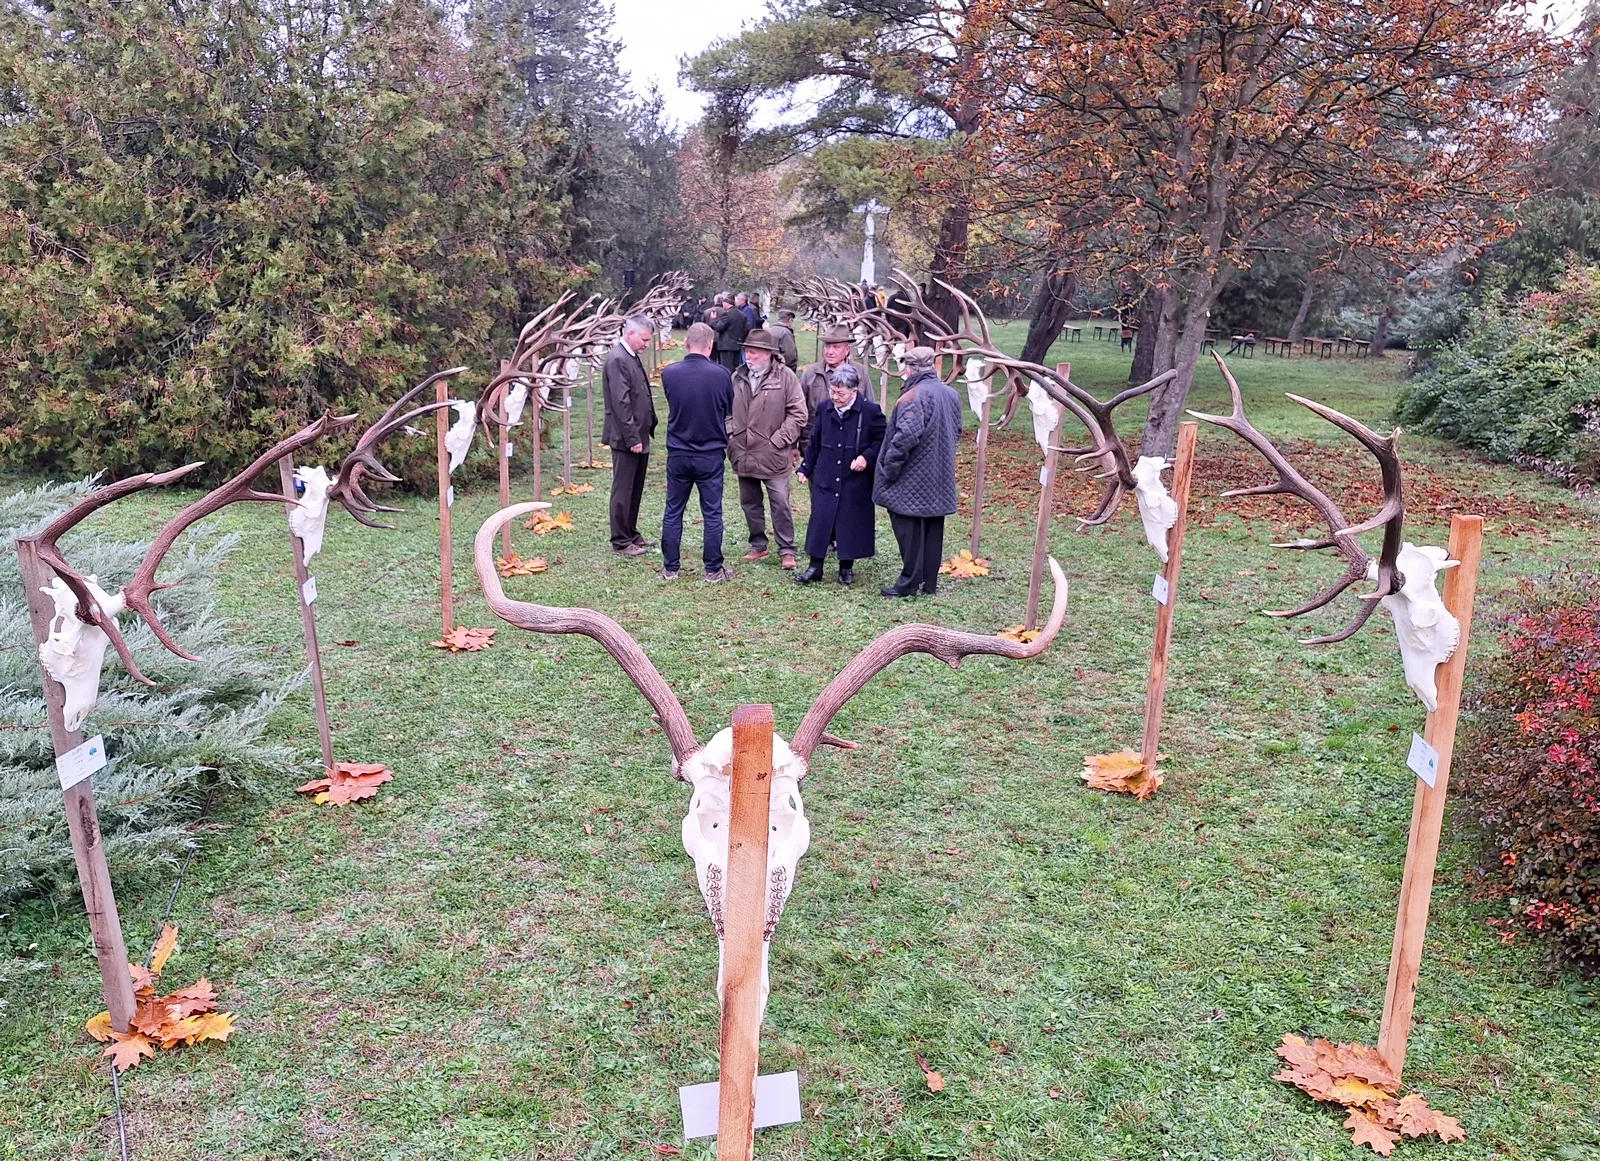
[288,465,333,563]
[38,575,125,732]
[444,401,476,473]
[680,727,811,1022]
[503,382,529,429]
[1373,543,1461,712]
[964,357,990,414]
[1026,380,1062,453]
[853,198,888,285]
[1131,456,1179,563]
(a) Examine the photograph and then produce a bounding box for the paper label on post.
[301,576,318,606]
[679,1071,803,1139]
[505,443,514,459]
[1407,732,1440,788]
[1040,465,1049,487]
[56,734,108,791]
[1152,574,1170,605]
[446,485,455,508]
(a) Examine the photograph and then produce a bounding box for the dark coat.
[661,353,734,455]
[601,341,657,452]
[799,357,872,450]
[801,397,886,560]
[770,323,800,370]
[872,369,962,517]
[710,306,748,352]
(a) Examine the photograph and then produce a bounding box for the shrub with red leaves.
[1462,576,1600,969]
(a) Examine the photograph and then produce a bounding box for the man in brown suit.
[602,315,658,555]
[728,328,808,569]
[799,323,873,452]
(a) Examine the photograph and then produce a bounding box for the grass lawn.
[3,324,1598,1160]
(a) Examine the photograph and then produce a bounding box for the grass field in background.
[3,325,1597,1160]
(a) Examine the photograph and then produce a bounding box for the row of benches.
[1060,325,1372,358]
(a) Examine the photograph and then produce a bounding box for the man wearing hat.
[873,345,962,597]
[770,308,801,369]
[728,327,808,569]
[799,323,872,454]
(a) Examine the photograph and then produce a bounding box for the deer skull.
[679,728,811,1022]
[503,382,529,428]
[1027,380,1062,453]
[288,465,333,563]
[892,341,907,377]
[445,402,477,472]
[38,575,126,732]
[1131,456,1179,564]
[1372,543,1460,712]
[964,357,990,414]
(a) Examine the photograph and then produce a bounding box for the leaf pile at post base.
[1273,1034,1465,1155]
[574,459,612,470]
[429,626,497,652]
[525,510,576,534]
[85,924,238,1072]
[996,624,1041,644]
[939,550,990,578]
[294,761,394,806]
[548,482,594,495]
[496,553,549,577]
[1081,750,1164,800]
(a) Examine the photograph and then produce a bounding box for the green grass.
[3,326,1599,1160]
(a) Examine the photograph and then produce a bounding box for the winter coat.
[872,369,962,517]
[800,396,886,560]
[769,323,800,370]
[799,357,872,450]
[601,341,657,452]
[728,361,808,479]
[709,305,748,352]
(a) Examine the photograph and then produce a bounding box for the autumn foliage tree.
[674,127,797,290]
[961,0,1561,455]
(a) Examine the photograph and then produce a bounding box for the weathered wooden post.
[1377,514,1484,1078]
[967,365,994,559]
[277,456,335,770]
[1138,421,1198,770]
[1024,392,1066,632]
[434,375,454,636]
[495,378,514,558]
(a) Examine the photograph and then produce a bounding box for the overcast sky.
[612,0,769,127]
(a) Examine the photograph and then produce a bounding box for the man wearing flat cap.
[728,328,809,569]
[799,322,873,457]
[873,345,962,597]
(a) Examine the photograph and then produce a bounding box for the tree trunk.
[1129,292,1159,383]
[1019,268,1077,365]
[922,197,971,333]
[1287,278,1315,343]
[1371,303,1394,357]
[1143,277,1217,458]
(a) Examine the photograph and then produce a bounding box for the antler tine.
[790,559,1069,762]
[474,504,700,772]
[331,368,468,526]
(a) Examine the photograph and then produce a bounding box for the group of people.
[599,312,960,597]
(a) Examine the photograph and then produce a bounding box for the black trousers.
[713,349,741,371]
[609,448,649,549]
[889,512,945,594]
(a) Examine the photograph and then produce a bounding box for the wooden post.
[968,387,992,558]
[717,704,774,1161]
[435,375,454,635]
[496,378,513,559]
[14,539,137,1032]
[277,458,335,771]
[1377,514,1485,1078]
[1139,422,1199,768]
[1024,435,1061,633]
[585,361,597,467]
[562,385,573,488]
[532,398,544,503]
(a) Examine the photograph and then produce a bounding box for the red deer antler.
[331,368,467,528]
[1186,352,1405,643]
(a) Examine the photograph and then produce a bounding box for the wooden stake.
[495,377,513,559]
[277,457,335,770]
[718,704,774,1161]
[14,538,137,1032]
[1025,436,1061,633]
[586,361,597,467]
[1139,422,1199,768]
[968,388,992,558]
[561,385,573,488]
[532,398,544,505]
[435,375,454,635]
[1377,514,1484,1078]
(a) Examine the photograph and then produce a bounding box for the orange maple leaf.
[497,553,550,577]
[104,1032,156,1072]
[187,1011,237,1044]
[128,962,156,995]
[939,549,990,578]
[429,626,496,652]
[1081,750,1164,800]
[168,978,218,1017]
[1345,1110,1399,1156]
[149,922,179,973]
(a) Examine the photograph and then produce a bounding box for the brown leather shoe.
[741,548,769,562]
[779,552,797,570]
[613,543,648,557]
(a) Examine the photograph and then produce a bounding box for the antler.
[331,368,466,528]
[789,559,1070,761]
[1186,352,1405,644]
[473,504,701,771]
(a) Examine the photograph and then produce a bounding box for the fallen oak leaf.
[149,922,179,973]
[1081,750,1164,800]
[1344,1110,1399,1156]
[914,1052,944,1092]
[104,1032,156,1072]
[429,626,496,652]
[1395,1093,1466,1142]
[85,1011,114,1042]
[497,553,550,577]
[167,978,218,1017]
[997,624,1041,644]
[652,1146,683,1157]
[157,1015,207,1049]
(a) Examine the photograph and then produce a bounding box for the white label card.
[1152,574,1171,605]
[679,1071,802,1140]
[301,576,318,606]
[505,443,514,459]
[1407,732,1440,788]
[446,485,455,508]
[1039,465,1049,487]
[56,734,107,791]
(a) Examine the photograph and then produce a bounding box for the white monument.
[853,199,889,287]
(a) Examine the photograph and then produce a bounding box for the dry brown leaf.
[496,553,549,577]
[574,459,611,469]
[429,626,496,652]
[997,624,1041,644]
[525,509,575,534]
[549,482,594,496]
[84,1011,113,1042]
[1274,1034,1463,1152]
[938,549,990,578]
[1345,1111,1400,1157]
[1395,1094,1466,1142]
[914,1052,944,1092]
[149,923,179,973]
[104,1032,156,1072]
[88,946,236,1069]
[1081,750,1164,800]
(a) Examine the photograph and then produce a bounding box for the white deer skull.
[680,728,811,1022]
[503,382,529,429]
[1027,380,1062,453]
[38,575,126,732]
[1371,543,1460,712]
[1131,456,1179,564]
[871,334,889,370]
[288,465,333,563]
[964,357,990,414]
[445,401,477,472]
[892,341,907,377]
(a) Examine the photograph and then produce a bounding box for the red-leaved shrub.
[1462,577,1600,968]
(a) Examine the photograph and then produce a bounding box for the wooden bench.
[1065,325,1083,342]
[1262,337,1293,357]
[1353,338,1371,357]
[1093,324,1108,340]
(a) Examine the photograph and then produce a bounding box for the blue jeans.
[662,452,726,572]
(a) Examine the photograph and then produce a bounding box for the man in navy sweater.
[659,323,737,582]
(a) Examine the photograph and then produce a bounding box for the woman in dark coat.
[795,365,886,585]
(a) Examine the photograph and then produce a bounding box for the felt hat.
[742,328,781,353]
[819,324,853,344]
